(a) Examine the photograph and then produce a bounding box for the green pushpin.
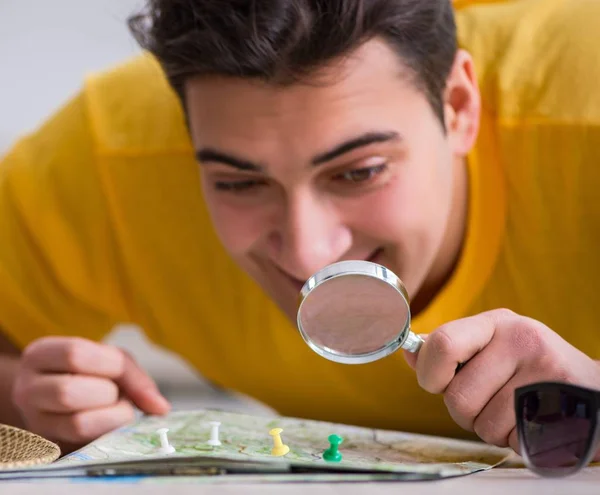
[322,434,343,462]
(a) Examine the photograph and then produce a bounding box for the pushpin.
[323,434,343,462]
[156,428,176,454]
[207,421,222,446]
[269,428,290,457]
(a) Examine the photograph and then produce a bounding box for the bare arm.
[0,331,24,428]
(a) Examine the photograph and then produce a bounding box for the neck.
[411,156,469,316]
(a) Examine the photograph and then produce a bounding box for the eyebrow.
[311,131,401,165]
[196,130,401,172]
[196,149,263,172]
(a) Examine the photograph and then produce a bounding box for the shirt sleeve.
[0,91,132,349]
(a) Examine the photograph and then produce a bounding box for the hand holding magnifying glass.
[296,260,424,364]
[298,260,600,461]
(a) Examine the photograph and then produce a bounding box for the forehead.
[185,39,424,153]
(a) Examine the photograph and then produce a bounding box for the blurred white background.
[0,0,267,413]
[0,0,141,152]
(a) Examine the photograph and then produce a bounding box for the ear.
[443,49,481,156]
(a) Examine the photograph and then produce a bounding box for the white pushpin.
[156,427,176,454]
[207,421,222,446]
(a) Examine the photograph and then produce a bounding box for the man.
[1,0,599,457]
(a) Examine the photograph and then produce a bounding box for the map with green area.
[0,409,513,482]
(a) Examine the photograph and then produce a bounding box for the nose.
[267,191,352,281]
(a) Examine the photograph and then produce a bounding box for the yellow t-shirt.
[1,0,599,439]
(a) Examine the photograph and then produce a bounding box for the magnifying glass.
[297,260,424,365]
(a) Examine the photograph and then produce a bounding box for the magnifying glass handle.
[402,331,425,353]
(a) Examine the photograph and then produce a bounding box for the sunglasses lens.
[520,388,593,470]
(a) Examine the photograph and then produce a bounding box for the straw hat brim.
[0,423,61,469]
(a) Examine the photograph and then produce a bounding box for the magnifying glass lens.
[297,261,418,364]
[298,274,408,355]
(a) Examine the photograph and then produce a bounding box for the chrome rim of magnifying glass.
[297,260,417,365]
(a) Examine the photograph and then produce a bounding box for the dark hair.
[128,0,457,126]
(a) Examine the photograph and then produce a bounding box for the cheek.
[350,179,415,237]
[201,185,269,256]
[401,142,454,234]
[349,160,452,250]
[344,175,442,242]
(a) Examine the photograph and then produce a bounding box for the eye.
[333,164,388,183]
[214,179,266,192]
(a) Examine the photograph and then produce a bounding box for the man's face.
[186,39,477,320]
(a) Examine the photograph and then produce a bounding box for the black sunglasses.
[515,381,600,477]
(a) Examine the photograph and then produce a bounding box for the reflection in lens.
[298,274,410,356]
[521,389,593,470]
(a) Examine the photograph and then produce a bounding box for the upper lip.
[276,248,383,290]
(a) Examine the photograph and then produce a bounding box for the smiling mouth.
[280,248,384,293]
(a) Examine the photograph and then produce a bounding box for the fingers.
[473,371,548,448]
[402,334,427,370]
[442,336,518,431]
[22,337,125,378]
[27,400,136,444]
[115,352,171,416]
[17,336,169,418]
[508,427,519,454]
[414,310,511,393]
[13,337,170,448]
[406,308,600,458]
[403,349,418,370]
[22,374,120,413]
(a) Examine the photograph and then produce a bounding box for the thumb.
[115,351,171,416]
[402,334,428,371]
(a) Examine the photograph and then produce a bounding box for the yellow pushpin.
[269,428,290,457]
